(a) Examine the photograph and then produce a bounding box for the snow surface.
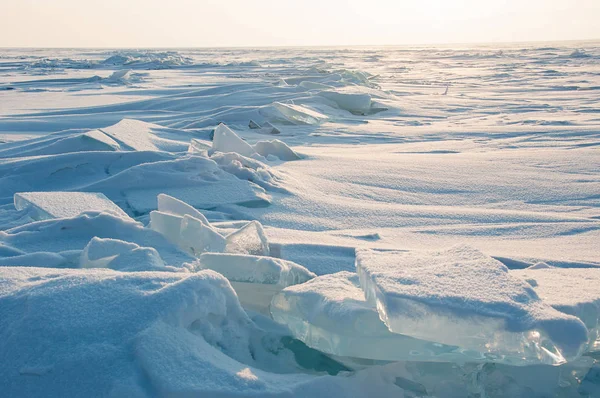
[1,44,599,396]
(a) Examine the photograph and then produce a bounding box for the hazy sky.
[2,0,599,47]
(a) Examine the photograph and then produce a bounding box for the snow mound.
[319,91,372,114]
[197,253,315,313]
[512,267,600,353]
[0,129,120,158]
[199,253,315,286]
[225,220,270,256]
[14,191,130,221]
[356,245,589,364]
[100,119,190,152]
[0,267,250,396]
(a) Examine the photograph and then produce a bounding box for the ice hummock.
[14,191,130,221]
[271,271,501,363]
[512,266,600,353]
[197,253,315,313]
[355,245,589,364]
[225,220,270,256]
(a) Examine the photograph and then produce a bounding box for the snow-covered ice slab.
[262,102,328,125]
[197,253,315,314]
[14,192,130,221]
[512,266,600,353]
[319,91,372,114]
[356,245,589,364]
[271,271,506,363]
[225,220,270,256]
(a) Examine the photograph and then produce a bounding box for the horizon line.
[1,38,599,50]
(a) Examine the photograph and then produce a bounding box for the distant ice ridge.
[355,245,589,364]
[101,50,193,69]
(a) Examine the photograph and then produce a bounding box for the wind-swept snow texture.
[1,44,600,397]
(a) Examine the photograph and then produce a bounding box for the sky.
[2,0,599,47]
